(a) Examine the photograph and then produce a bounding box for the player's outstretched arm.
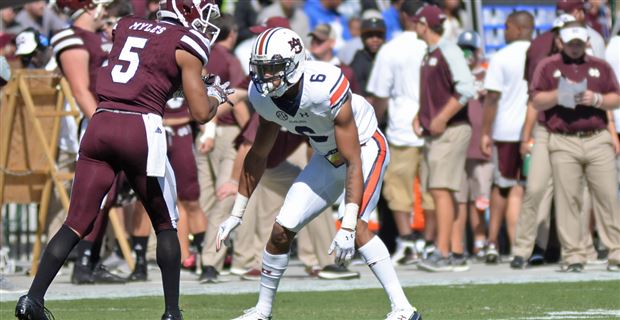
[216,116,280,251]
[329,95,363,265]
[176,50,222,124]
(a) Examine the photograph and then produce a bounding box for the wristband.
[341,203,359,230]
[594,93,603,108]
[231,194,249,219]
[200,122,216,143]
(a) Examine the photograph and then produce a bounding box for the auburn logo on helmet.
[288,38,302,54]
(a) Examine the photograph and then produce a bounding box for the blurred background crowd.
[0,0,619,288]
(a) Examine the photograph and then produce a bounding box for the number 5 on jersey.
[111,36,147,84]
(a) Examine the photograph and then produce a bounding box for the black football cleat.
[15,295,55,320]
[91,264,126,284]
[161,310,183,320]
[128,261,148,281]
[70,264,94,285]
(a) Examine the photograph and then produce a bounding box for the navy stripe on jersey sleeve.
[177,30,211,65]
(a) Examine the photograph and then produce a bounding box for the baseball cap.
[457,31,482,50]
[560,25,588,42]
[249,16,291,35]
[556,0,585,14]
[552,14,577,29]
[15,30,39,56]
[361,17,386,35]
[412,5,446,29]
[308,24,337,41]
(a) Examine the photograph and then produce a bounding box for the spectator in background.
[349,17,386,102]
[413,4,475,272]
[606,31,620,190]
[556,0,605,58]
[257,0,310,46]
[0,33,16,61]
[0,55,10,87]
[366,0,430,266]
[234,0,272,45]
[585,0,611,41]
[198,13,251,284]
[480,11,533,263]
[15,1,67,39]
[455,30,493,262]
[530,21,620,273]
[1,7,23,35]
[348,16,361,38]
[15,28,55,70]
[304,0,351,51]
[382,0,404,40]
[308,23,360,94]
[437,0,465,43]
[337,10,382,66]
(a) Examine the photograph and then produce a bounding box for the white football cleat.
[232,307,272,320]
[385,307,422,320]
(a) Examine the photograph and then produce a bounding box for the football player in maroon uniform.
[15,1,232,319]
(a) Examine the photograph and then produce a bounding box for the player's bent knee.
[267,223,295,253]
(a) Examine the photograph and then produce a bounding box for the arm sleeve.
[177,31,212,66]
[327,71,351,119]
[442,44,475,106]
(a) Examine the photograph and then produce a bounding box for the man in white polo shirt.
[480,11,534,262]
[366,1,433,265]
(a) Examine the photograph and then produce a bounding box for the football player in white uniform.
[216,28,421,320]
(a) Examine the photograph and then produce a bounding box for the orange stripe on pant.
[359,131,388,216]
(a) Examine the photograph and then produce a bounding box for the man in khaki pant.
[412,5,475,272]
[530,21,620,272]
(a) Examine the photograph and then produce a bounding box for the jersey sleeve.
[50,27,86,58]
[177,29,212,66]
[327,70,351,119]
[483,54,503,93]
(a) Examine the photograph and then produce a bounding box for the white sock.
[256,249,289,317]
[359,236,412,310]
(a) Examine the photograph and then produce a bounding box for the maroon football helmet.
[159,0,221,41]
[56,0,112,20]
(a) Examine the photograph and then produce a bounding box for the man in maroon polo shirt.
[412,4,475,272]
[530,21,620,273]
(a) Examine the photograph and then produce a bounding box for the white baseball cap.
[15,30,38,56]
[560,26,588,43]
[552,14,576,29]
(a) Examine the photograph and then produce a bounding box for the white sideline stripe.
[180,35,208,64]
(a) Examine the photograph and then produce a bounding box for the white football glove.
[203,74,235,105]
[328,228,356,265]
[216,216,242,252]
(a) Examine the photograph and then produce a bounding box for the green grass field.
[2,281,619,319]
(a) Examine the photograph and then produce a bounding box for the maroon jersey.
[164,98,190,120]
[50,26,108,99]
[206,43,245,126]
[96,16,212,116]
[530,53,620,133]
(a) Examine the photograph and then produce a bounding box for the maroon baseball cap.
[249,17,291,35]
[556,0,585,13]
[412,5,446,29]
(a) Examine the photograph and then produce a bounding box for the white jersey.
[249,61,378,155]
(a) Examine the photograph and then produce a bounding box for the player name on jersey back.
[128,21,167,35]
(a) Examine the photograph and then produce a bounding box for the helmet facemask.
[250,54,297,97]
[190,1,221,41]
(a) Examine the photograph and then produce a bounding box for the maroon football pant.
[65,111,176,237]
[166,124,199,201]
